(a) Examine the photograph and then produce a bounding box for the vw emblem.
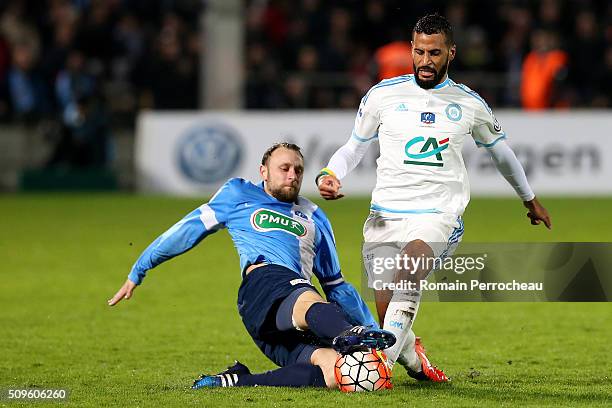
[177,123,243,184]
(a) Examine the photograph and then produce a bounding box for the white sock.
[396,329,421,372]
[382,290,420,368]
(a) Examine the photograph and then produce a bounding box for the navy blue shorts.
[237,264,323,367]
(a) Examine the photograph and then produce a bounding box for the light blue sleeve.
[325,282,379,329]
[312,208,378,328]
[127,180,236,285]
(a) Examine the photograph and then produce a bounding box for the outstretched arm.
[127,208,215,285]
[486,140,551,229]
[470,97,551,230]
[317,134,374,200]
[318,85,381,200]
[108,207,219,306]
[108,180,236,306]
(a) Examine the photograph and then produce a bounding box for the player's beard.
[268,182,300,203]
[414,57,449,90]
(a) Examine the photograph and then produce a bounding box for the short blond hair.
[261,143,304,166]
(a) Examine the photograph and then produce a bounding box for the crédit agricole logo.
[250,209,307,237]
[404,136,449,167]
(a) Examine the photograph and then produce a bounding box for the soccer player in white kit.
[317,14,551,382]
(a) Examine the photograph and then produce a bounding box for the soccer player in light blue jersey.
[108,143,395,389]
[318,14,551,383]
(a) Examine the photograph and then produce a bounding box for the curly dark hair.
[261,142,304,166]
[413,13,454,46]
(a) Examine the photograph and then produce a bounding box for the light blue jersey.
[128,178,377,327]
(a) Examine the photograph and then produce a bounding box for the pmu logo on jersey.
[250,208,307,237]
[404,136,449,167]
[420,112,436,124]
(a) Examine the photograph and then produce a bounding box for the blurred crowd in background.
[0,0,610,134]
[0,0,201,125]
[0,0,201,168]
[246,0,612,110]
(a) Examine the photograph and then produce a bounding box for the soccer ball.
[334,349,392,392]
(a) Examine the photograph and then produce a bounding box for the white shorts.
[362,212,464,289]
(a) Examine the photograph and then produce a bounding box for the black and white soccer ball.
[334,349,392,392]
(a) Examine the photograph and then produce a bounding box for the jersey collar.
[432,76,451,89]
[410,75,452,91]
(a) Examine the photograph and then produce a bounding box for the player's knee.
[399,239,434,281]
[403,239,432,252]
[292,291,326,330]
[311,348,338,389]
[296,290,326,306]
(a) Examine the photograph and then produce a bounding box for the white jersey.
[328,74,506,217]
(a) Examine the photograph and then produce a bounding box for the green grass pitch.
[1,194,611,407]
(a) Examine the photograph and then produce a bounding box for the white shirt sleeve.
[326,87,381,179]
[486,140,535,201]
[327,136,373,179]
[471,95,506,148]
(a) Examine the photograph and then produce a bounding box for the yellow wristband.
[315,168,337,186]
